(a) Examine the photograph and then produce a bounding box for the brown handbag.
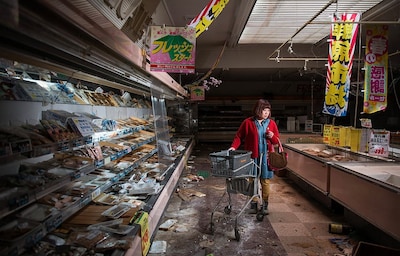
[268,138,288,171]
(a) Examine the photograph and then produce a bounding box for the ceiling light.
[287,39,294,54]
[287,45,294,54]
[275,50,280,63]
[304,60,309,71]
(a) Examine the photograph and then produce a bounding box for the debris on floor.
[177,188,206,201]
[329,238,354,256]
[197,170,210,178]
[159,219,178,231]
[174,225,188,232]
[149,240,167,254]
[184,173,205,182]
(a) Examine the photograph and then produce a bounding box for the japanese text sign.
[323,13,360,117]
[363,24,388,114]
[368,129,390,157]
[150,26,196,73]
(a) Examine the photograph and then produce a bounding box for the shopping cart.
[208,150,265,241]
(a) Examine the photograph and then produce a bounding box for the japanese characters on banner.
[150,26,196,73]
[323,13,361,117]
[368,129,390,157]
[363,24,389,114]
[188,0,230,38]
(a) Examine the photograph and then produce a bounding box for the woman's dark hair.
[252,99,271,119]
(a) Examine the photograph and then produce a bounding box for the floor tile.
[278,236,325,254]
[149,143,367,256]
[271,222,312,236]
[269,202,294,212]
[268,211,301,223]
[294,210,334,223]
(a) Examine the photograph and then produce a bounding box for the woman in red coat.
[229,99,280,215]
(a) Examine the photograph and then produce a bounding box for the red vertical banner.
[363,24,389,114]
[323,13,361,117]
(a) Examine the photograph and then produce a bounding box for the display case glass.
[150,88,173,166]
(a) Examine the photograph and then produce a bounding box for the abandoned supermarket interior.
[1,0,400,255]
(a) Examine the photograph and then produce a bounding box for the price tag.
[368,130,390,157]
[91,187,101,200]
[331,126,340,146]
[323,124,333,144]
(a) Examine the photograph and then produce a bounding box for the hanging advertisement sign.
[363,24,388,114]
[188,0,230,37]
[190,86,205,101]
[322,13,361,117]
[150,26,196,73]
[368,129,390,157]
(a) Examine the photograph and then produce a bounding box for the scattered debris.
[329,238,354,255]
[159,219,178,231]
[199,239,214,248]
[186,174,205,182]
[174,225,188,232]
[178,188,206,201]
[197,170,210,178]
[149,240,167,254]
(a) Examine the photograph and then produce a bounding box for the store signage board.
[133,211,150,256]
[150,26,196,74]
[188,0,230,38]
[190,86,205,101]
[323,124,333,144]
[331,126,340,146]
[67,117,95,137]
[368,129,390,157]
[323,13,361,117]
[363,24,389,114]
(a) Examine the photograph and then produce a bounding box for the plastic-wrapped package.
[95,236,132,252]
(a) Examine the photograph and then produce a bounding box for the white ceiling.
[158,0,400,90]
[2,0,399,99]
[240,0,384,44]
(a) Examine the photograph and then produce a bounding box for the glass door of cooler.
[150,89,173,166]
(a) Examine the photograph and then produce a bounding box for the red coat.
[230,117,280,159]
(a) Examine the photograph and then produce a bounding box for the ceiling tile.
[239,0,384,44]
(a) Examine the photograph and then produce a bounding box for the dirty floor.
[148,143,360,256]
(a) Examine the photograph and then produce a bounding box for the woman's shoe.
[261,200,269,215]
[249,201,258,214]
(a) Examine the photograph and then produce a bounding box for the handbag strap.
[270,137,283,153]
[276,137,284,153]
[266,120,283,153]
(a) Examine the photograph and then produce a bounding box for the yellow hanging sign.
[188,0,230,38]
